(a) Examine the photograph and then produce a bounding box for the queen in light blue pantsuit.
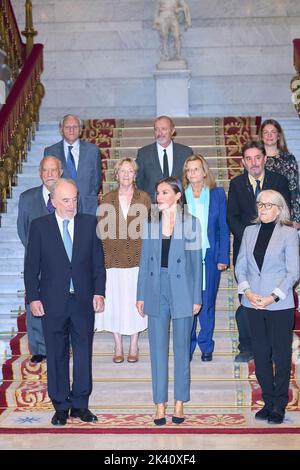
[137,177,202,425]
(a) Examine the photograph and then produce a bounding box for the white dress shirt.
[156,141,173,176]
[63,139,79,170]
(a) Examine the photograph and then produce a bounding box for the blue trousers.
[147,269,193,404]
[191,256,220,355]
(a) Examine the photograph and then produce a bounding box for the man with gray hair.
[17,156,63,363]
[44,114,101,216]
[136,115,193,201]
[24,178,106,426]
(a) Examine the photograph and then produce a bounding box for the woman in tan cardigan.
[95,158,151,363]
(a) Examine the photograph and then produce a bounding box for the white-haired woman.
[235,190,299,425]
[95,158,151,363]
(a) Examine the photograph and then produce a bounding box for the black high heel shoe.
[172,401,185,424]
[154,403,167,426]
[154,417,167,426]
[172,415,184,424]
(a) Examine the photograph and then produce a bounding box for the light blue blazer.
[137,212,202,319]
[235,223,299,310]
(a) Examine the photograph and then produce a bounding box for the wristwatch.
[271,293,280,303]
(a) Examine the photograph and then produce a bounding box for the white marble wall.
[11,0,300,120]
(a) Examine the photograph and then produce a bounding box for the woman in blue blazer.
[136,177,202,425]
[235,189,299,424]
[182,155,230,361]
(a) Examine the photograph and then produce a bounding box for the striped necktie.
[254,179,261,199]
[46,194,55,214]
[67,145,77,181]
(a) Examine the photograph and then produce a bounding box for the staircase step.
[0,242,24,257]
[0,294,24,316]
[0,274,24,293]
[0,228,20,242]
[0,258,23,274]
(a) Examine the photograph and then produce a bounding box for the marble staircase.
[0,115,299,371]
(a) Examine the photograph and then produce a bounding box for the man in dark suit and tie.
[136,115,193,200]
[44,114,101,215]
[17,156,63,364]
[24,179,106,426]
[227,140,291,362]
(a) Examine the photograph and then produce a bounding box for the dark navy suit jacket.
[24,212,106,318]
[136,142,193,201]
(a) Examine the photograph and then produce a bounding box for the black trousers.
[245,306,294,411]
[42,295,95,411]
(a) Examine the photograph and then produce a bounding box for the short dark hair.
[242,140,266,158]
[155,176,183,207]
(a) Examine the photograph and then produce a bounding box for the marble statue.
[154,0,191,62]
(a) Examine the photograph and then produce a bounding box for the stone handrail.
[0,0,26,78]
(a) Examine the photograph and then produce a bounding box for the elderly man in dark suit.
[44,114,101,215]
[227,140,291,362]
[17,156,63,364]
[24,179,106,426]
[136,115,193,200]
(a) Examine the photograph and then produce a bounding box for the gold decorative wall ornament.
[291,74,300,118]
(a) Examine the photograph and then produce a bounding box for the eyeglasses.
[64,126,80,131]
[256,202,279,210]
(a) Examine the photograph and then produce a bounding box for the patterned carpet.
[1,286,300,434]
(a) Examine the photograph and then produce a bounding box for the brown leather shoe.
[113,354,124,363]
[127,350,139,363]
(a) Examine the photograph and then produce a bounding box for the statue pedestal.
[154,68,191,117]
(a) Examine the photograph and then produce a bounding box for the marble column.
[154,66,191,117]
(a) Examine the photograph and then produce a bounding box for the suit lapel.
[48,213,71,264]
[171,142,179,177]
[260,223,280,273]
[151,144,163,181]
[77,140,85,182]
[151,219,161,265]
[247,224,261,271]
[207,188,213,236]
[168,212,183,272]
[262,169,272,190]
[72,214,81,262]
[242,172,256,205]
